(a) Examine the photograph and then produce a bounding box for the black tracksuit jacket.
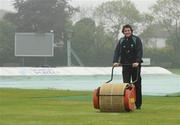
[113,35,143,64]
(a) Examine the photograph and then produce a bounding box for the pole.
[67,39,71,66]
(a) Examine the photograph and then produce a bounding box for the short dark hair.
[122,24,133,33]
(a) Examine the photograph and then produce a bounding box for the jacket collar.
[124,34,133,40]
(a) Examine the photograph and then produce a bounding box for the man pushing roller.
[113,24,143,110]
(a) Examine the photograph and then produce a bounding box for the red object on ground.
[93,87,100,109]
[124,85,136,111]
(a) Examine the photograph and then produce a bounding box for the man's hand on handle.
[132,62,139,68]
[113,63,120,67]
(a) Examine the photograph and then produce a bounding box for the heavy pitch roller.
[93,65,137,112]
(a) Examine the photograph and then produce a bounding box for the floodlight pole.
[66,29,84,67]
[67,39,71,66]
[66,29,73,67]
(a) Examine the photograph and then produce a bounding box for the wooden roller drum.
[93,83,136,112]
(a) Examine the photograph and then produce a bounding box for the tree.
[166,31,180,67]
[72,18,96,65]
[4,0,77,42]
[151,0,180,54]
[94,24,115,66]
[94,0,141,41]
[72,18,114,66]
[0,21,16,65]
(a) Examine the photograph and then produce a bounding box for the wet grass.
[0,88,180,125]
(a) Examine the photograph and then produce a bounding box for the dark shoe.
[136,107,141,110]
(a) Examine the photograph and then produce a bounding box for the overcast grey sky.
[0,0,157,12]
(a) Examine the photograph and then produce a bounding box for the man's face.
[123,28,132,38]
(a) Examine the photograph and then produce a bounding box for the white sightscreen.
[15,33,54,57]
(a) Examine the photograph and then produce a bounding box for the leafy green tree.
[94,24,115,66]
[72,18,114,66]
[0,21,16,65]
[94,0,141,41]
[72,18,96,65]
[4,0,77,42]
[166,31,180,67]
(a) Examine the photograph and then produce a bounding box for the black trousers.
[122,65,142,108]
